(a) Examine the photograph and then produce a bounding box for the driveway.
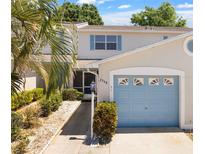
[44,102,192,154]
[109,128,193,154]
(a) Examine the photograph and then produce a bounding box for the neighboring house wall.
[21,71,37,90]
[97,36,193,126]
[78,31,182,59]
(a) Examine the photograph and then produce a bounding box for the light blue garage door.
[114,75,179,127]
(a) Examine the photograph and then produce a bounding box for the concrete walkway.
[44,102,192,154]
[44,101,91,154]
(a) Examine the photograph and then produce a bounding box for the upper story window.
[107,35,117,50]
[90,35,122,51]
[95,35,106,50]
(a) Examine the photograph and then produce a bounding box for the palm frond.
[11,73,23,95]
[11,0,78,97]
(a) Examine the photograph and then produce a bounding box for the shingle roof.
[79,25,192,32]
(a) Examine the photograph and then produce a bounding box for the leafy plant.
[12,136,29,154]
[39,98,52,117]
[11,0,77,96]
[22,91,33,105]
[49,93,62,112]
[22,106,41,129]
[11,112,23,142]
[93,102,118,144]
[58,2,103,25]
[39,93,62,117]
[62,88,83,101]
[131,2,186,27]
[11,91,32,111]
[11,88,45,111]
[32,88,44,101]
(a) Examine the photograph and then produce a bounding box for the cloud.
[176,3,193,9]
[77,0,113,5]
[176,10,193,27]
[102,9,142,25]
[98,0,113,5]
[118,4,131,9]
[102,9,193,27]
[77,0,96,4]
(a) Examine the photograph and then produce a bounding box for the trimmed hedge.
[11,88,44,111]
[62,88,83,101]
[39,93,62,117]
[93,101,118,144]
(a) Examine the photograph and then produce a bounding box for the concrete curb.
[39,101,81,154]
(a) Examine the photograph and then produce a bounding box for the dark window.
[84,73,95,86]
[95,35,105,50]
[106,35,117,50]
[107,43,117,50]
[95,43,105,50]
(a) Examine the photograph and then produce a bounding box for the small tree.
[58,2,104,25]
[11,0,78,96]
[131,2,187,27]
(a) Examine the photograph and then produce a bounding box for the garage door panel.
[114,75,179,127]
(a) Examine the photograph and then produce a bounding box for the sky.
[58,0,193,27]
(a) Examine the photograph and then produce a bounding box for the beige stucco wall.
[78,31,182,59]
[21,72,46,91]
[20,71,37,90]
[97,36,193,125]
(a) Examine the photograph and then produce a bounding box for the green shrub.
[76,91,84,100]
[32,88,44,101]
[22,91,33,104]
[11,91,33,111]
[22,106,40,129]
[11,112,23,142]
[11,88,45,111]
[49,93,62,112]
[11,94,20,111]
[39,93,62,117]
[93,102,118,144]
[39,97,51,117]
[12,136,29,154]
[62,88,84,101]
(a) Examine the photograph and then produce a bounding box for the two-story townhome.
[25,22,193,129]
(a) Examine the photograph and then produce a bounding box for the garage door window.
[133,78,144,86]
[149,78,159,86]
[163,78,174,86]
[118,78,129,85]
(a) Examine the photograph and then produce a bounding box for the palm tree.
[11,0,78,97]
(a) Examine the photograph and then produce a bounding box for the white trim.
[79,29,190,34]
[93,32,193,65]
[109,67,187,129]
[183,36,193,56]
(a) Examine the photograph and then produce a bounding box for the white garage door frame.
[109,67,187,129]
